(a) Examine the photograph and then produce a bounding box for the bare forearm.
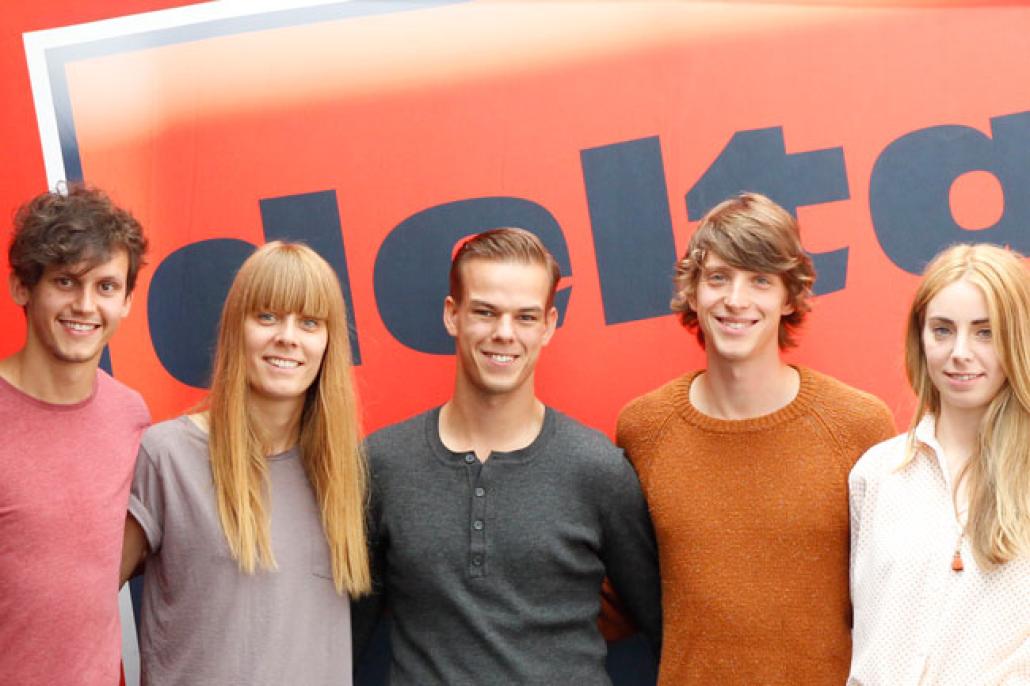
[120,513,149,586]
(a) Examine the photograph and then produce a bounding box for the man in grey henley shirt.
[353,228,661,685]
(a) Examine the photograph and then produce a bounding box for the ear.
[541,305,558,346]
[120,290,134,319]
[781,296,795,317]
[9,272,30,307]
[443,295,459,337]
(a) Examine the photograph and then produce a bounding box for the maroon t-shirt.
[0,370,150,685]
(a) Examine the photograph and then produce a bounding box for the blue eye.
[256,312,277,323]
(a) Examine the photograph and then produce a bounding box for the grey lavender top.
[129,416,352,686]
[354,406,661,686]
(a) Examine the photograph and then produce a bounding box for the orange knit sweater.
[616,366,895,685]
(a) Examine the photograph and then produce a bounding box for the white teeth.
[950,373,980,381]
[488,354,514,363]
[267,358,300,368]
[63,321,97,332]
[722,320,752,330]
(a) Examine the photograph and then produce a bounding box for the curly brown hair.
[8,184,148,293]
[671,192,815,349]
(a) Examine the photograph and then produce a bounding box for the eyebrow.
[926,316,990,326]
[702,263,771,276]
[56,264,125,282]
[468,299,544,314]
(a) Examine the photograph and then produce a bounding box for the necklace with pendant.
[951,531,964,572]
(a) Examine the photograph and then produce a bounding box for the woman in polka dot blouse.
[848,243,1030,686]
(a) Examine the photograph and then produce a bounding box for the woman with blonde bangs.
[848,243,1030,686]
[120,241,370,685]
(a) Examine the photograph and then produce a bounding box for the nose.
[950,330,973,362]
[492,313,515,341]
[275,315,300,346]
[724,275,749,309]
[72,287,96,314]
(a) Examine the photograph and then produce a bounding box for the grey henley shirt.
[353,406,661,685]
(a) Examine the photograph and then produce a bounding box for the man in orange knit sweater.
[616,192,895,685]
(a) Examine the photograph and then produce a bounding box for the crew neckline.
[0,370,100,412]
[177,414,299,461]
[671,365,818,433]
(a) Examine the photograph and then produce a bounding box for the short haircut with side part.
[670,192,815,349]
[8,184,148,293]
[449,228,561,308]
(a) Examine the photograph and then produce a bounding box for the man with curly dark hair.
[616,192,896,685]
[0,185,151,685]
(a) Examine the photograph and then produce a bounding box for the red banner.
[13,0,1030,435]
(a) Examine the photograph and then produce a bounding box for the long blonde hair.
[903,243,1030,567]
[206,241,370,596]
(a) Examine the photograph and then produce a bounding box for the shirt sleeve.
[599,452,663,659]
[980,636,1030,684]
[128,442,165,553]
[847,461,869,627]
[351,464,387,661]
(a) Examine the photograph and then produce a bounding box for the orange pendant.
[951,551,964,572]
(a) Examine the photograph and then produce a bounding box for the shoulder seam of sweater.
[801,372,884,454]
[629,402,684,483]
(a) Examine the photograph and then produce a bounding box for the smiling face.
[243,310,328,408]
[922,279,1006,420]
[11,249,133,368]
[444,258,557,401]
[691,253,794,365]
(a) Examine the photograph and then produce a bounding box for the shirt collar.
[913,413,938,452]
[912,413,958,494]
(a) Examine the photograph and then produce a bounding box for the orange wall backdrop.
[6,1,1030,436]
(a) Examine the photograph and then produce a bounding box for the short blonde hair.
[449,228,561,308]
[671,192,815,348]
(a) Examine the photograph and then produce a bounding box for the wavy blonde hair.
[207,241,370,596]
[904,243,1030,567]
